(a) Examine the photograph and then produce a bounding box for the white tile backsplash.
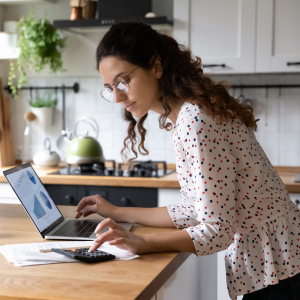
[9,73,300,166]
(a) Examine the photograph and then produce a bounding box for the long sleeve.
[170,106,238,256]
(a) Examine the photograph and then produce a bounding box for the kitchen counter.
[1,164,300,192]
[0,163,180,188]
[0,203,190,300]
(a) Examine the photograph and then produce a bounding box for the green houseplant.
[8,12,67,97]
[30,92,58,130]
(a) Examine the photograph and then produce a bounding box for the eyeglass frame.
[100,65,139,102]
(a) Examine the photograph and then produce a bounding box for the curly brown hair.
[96,22,259,162]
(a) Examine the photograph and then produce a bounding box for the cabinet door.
[256,0,300,72]
[174,0,256,74]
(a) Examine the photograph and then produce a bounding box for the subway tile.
[280,133,299,152]
[280,113,300,133]
[280,151,299,166]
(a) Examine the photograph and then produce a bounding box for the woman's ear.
[152,57,163,79]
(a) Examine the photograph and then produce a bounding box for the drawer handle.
[287,62,300,66]
[120,197,129,207]
[202,64,226,68]
[65,194,74,204]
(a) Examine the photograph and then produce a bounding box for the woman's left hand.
[89,218,147,254]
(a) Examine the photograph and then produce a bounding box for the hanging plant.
[8,12,67,97]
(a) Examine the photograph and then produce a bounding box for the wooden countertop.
[0,204,190,300]
[0,163,181,188]
[1,164,300,192]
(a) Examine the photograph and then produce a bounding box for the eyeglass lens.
[101,77,129,102]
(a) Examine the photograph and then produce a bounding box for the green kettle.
[66,116,104,164]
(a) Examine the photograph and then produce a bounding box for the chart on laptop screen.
[6,166,62,232]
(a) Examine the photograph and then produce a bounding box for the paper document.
[0,241,139,267]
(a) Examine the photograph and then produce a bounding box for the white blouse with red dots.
[168,102,300,299]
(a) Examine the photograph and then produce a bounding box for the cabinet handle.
[202,64,226,68]
[120,197,129,207]
[295,199,300,205]
[287,62,300,66]
[65,194,74,204]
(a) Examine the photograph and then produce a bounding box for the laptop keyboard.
[50,220,98,238]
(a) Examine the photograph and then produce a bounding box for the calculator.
[51,248,116,263]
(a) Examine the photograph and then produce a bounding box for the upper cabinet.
[256,0,300,73]
[174,0,256,74]
[173,0,300,74]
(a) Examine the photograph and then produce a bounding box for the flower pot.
[31,107,54,130]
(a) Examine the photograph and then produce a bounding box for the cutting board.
[0,77,15,167]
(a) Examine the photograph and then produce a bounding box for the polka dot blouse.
[168,102,300,299]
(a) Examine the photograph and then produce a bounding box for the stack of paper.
[0,241,139,267]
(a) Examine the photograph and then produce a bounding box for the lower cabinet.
[44,184,157,208]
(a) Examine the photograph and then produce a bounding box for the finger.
[109,237,125,245]
[94,218,118,234]
[89,229,120,252]
[74,207,91,219]
[75,195,98,212]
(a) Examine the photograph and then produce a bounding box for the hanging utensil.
[56,85,72,152]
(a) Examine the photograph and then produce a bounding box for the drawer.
[44,185,157,208]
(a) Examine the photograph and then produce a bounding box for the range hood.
[53,0,172,30]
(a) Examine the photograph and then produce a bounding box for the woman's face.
[99,56,164,118]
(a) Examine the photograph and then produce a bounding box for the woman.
[75,22,300,299]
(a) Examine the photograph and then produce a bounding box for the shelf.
[53,16,173,32]
[0,0,55,4]
[0,47,20,60]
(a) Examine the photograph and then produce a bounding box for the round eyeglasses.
[100,66,139,102]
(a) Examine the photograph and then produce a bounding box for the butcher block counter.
[1,164,300,192]
[0,203,190,300]
[0,163,180,188]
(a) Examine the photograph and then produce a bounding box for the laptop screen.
[4,163,63,233]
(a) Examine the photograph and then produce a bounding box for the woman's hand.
[75,194,117,219]
[89,218,147,254]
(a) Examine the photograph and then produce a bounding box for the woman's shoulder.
[175,102,213,130]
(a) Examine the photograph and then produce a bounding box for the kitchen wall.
[1,1,300,166]
[7,72,300,166]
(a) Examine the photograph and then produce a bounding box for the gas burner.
[50,160,174,178]
[118,160,167,177]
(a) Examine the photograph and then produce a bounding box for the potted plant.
[8,12,67,97]
[30,92,58,130]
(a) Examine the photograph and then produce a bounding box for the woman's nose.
[113,88,126,103]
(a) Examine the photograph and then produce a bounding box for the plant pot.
[31,107,54,130]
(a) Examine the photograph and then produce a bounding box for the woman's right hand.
[74,194,117,219]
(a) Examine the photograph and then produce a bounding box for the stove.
[49,160,175,178]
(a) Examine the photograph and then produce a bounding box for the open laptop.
[3,163,133,240]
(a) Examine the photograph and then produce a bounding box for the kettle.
[66,116,104,164]
[33,138,61,167]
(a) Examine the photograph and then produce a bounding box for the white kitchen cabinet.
[256,0,300,73]
[173,0,256,74]
[158,188,218,300]
[0,182,20,204]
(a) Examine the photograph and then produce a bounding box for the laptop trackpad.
[90,227,109,239]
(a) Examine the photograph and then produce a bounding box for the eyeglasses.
[100,66,139,102]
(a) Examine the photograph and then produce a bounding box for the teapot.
[33,138,61,167]
[66,116,104,164]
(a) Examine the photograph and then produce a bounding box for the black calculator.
[51,248,116,263]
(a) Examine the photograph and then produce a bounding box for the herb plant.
[30,92,58,108]
[8,12,67,97]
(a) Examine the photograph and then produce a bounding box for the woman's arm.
[111,206,176,227]
[89,217,196,254]
[75,194,176,228]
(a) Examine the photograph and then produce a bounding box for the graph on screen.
[8,170,34,198]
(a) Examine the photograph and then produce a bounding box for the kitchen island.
[0,203,191,300]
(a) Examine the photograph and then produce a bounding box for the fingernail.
[88,248,93,253]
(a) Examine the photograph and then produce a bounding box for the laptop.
[3,163,133,240]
